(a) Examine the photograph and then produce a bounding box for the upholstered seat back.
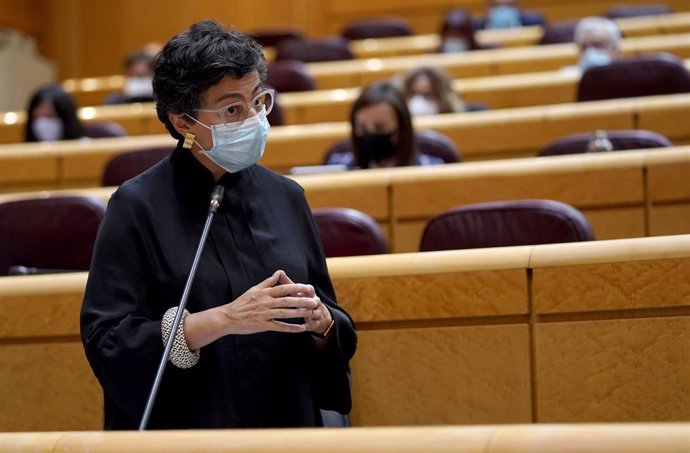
[420,200,594,252]
[83,121,127,138]
[606,4,672,19]
[102,146,172,186]
[0,196,106,275]
[312,208,388,257]
[577,53,690,102]
[275,37,353,63]
[538,129,673,156]
[266,60,317,92]
[342,17,412,40]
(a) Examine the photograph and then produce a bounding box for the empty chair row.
[0,194,594,275]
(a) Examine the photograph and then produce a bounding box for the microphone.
[139,184,225,430]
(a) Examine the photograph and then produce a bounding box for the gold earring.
[182,132,195,149]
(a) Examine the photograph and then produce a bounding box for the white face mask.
[124,76,154,99]
[408,95,439,116]
[31,117,63,141]
[189,108,270,173]
[440,37,470,53]
[579,48,613,72]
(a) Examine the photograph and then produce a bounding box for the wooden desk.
[0,235,688,431]
[347,13,690,60]
[2,147,689,252]
[2,93,690,191]
[1,424,689,453]
[60,32,690,106]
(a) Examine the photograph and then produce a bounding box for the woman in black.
[80,20,356,430]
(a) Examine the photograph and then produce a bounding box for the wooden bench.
[2,147,688,252]
[1,424,689,452]
[2,93,690,190]
[0,235,688,431]
[59,31,690,106]
[347,12,690,59]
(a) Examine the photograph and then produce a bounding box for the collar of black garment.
[170,145,243,216]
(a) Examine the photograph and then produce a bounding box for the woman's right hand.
[219,270,317,335]
[183,270,317,350]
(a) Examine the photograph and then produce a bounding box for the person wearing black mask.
[326,81,443,169]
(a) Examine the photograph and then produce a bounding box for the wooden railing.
[2,147,688,252]
[1,424,689,452]
[1,93,689,191]
[0,235,688,431]
[57,31,690,106]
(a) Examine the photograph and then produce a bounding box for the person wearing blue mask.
[485,0,522,29]
[80,20,356,430]
[574,17,622,73]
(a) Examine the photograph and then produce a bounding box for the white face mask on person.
[440,37,470,53]
[579,48,612,72]
[408,95,440,116]
[31,117,63,141]
[123,76,154,99]
[187,108,270,173]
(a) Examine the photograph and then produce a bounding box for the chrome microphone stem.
[139,185,224,430]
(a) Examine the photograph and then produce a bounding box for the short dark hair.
[350,81,415,169]
[25,84,83,142]
[153,20,267,140]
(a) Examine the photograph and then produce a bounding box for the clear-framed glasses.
[194,88,275,125]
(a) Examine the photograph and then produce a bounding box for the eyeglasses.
[194,88,275,124]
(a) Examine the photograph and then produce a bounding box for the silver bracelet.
[161,307,200,369]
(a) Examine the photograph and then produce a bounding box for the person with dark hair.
[80,20,356,430]
[401,66,466,116]
[106,46,159,104]
[25,84,83,142]
[439,8,481,53]
[326,81,443,169]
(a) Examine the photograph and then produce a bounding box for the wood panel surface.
[535,317,690,422]
[2,424,690,453]
[0,236,689,431]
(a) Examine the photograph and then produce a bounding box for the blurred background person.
[438,8,481,53]
[485,0,523,29]
[575,17,621,72]
[479,0,545,30]
[326,81,443,169]
[105,47,158,104]
[25,84,83,142]
[401,66,466,116]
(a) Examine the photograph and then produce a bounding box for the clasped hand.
[221,270,332,336]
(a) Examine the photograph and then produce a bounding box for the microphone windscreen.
[210,185,225,206]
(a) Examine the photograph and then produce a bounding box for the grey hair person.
[152,20,267,141]
[574,17,622,51]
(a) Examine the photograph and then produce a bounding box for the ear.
[169,112,193,138]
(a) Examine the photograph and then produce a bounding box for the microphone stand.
[139,185,225,430]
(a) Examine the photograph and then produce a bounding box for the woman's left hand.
[280,272,333,336]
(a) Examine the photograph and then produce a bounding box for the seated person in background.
[105,47,157,104]
[575,17,621,72]
[484,0,523,29]
[401,66,466,116]
[326,81,443,169]
[438,8,481,53]
[25,84,83,142]
[561,17,621,75]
